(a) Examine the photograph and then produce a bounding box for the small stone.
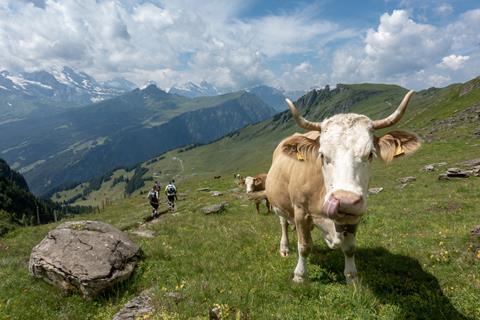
[201,202,229,215]
[210,191,223,197]
[130,229,155,238]
[459,158,480,167]
[423,164,435,172]
[368,187,383,194]
[165,291,183,303]
[209,306,221,320]
[471,225,480,237]
[398,176,416,184]
[113,290,154,320]
[197,187,210,192]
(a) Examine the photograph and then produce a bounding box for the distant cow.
[245,173,271,214]
[266,91,420,283]
[234,173,245,187]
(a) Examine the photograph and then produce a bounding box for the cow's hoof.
[279,246,289,257]
[345,272,358,285]
[292,274,305,283]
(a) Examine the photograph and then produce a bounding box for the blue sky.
[1,0,479,91]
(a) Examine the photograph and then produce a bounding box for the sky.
[1,0,479,91]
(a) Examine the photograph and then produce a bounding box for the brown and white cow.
[245,173,271,214]
[266,91,421,283]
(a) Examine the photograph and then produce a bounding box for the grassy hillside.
[2,78,479,319]
[1,140,479,318]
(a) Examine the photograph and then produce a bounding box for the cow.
[245,173,271,214]
[266,91,421,283]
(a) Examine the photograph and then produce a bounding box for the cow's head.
[245,176,262,193]
[285,91,421,224]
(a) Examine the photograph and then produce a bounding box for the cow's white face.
[245,176,255,193]
[319,114,374,224]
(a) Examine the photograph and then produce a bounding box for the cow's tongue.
[324,197,340,218]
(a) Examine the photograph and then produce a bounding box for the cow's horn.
[372,90,415,130]
[285,98,322,131]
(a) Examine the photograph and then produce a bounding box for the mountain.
[0,85,275,195]
[169,81,220,98]
[53,76,480,206]
[0,159,91,234]
[0,67,136,123]
[247,85,288,111]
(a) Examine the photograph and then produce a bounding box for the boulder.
[29,220,141,298]
[201,202,229,215]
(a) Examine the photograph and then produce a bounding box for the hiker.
[147,184,160,217]
[165,180,178,211]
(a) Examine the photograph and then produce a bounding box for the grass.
[1,132,480,319]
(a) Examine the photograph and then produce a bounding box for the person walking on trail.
[147,184,160,217]
[165,180,178,211]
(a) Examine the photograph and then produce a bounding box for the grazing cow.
[245,173,271,214]
[234,173,245,187]
[266,91,420,283]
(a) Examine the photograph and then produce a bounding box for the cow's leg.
[255,202,260,214]
[278,216,289,257]
[341,231,358,284]
[265,198,271,213]
[293,206,312,283]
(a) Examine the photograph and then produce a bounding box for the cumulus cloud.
[435,3,453,16]
[331,9,480,89]
[0,0,355,91]
[438,54,470,70]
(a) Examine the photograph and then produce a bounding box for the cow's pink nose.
[332,190,363,206]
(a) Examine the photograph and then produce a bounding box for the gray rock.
[130,229,155,238]
[398,176,416,184]
[197,187,210,192]
[471,225,480,238]
[165,291,183,303]
[459,158,480,167]
[113,289,154,320]
[29,220,141,298]
[368,187,384,194]
[423,164,435,172]
[210,191,223,197]
[201,202,229,215]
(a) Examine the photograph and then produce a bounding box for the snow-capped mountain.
[168,81,220,98]
[0,66,137,105]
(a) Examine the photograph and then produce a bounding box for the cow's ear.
[254,178,262,186]
[374,130,421,163]
[282,135,319,161]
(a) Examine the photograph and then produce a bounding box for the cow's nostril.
[352,195,362,205]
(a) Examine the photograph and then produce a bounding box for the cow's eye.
[368,151,374,161]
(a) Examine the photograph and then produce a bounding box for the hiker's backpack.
[148,191,158,201]
[166,185,176,195]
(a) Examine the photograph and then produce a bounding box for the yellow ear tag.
[394,145,405,157]
[296,152,305,161]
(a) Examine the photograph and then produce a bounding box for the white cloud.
[0,0,355,91]
[330,9,480,89]
[435,3,453,16]
[438,54,470,70]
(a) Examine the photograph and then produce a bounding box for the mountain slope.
[1,86,275,195]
